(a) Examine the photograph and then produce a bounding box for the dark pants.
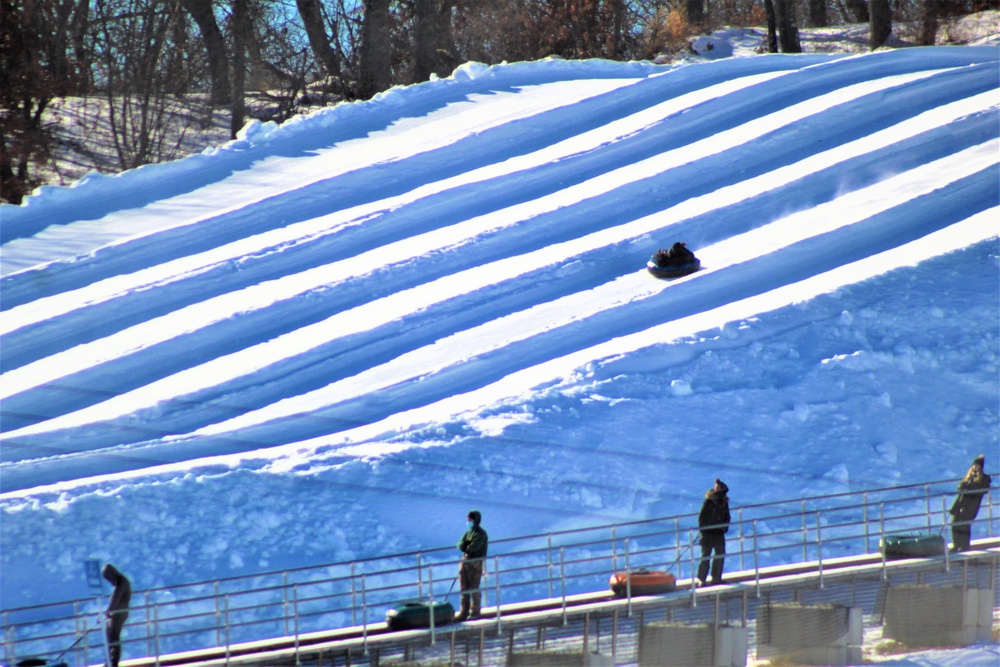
[458,558,484,618]
[106,611,128,667]
[697,532,726,584]
[951,522,972,552]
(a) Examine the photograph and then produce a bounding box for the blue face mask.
[467,520,474,529]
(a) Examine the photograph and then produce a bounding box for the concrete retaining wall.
[883,584,995,647]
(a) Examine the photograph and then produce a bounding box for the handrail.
[2,474,995,666]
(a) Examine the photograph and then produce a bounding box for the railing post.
[925,484,932,532]
[223,594,231,663]
[753,520,760,598]
[559,547,567,626]
[153,600,161,666]
[801,499,808,562]
[3,611,15,666]
[624,537,632,618]
[361,573,368,655]
[293,584,301,666]
[611,527,617,576]
[988,486,995,538]
[674,517,681,571]
[879,502,887,578]
[428,565,436,646]
[547,534,554,599]
[494,555,502,633]
[943,495,951,571]
[282,570,290,636]
[738,507,745,571]
[863,491,870,553]
[816,511,824,589]
[214,580,222,647]
[143,591,152,658]
[417,553,423,600]
[350,562,357,627]
[690,530,698,608]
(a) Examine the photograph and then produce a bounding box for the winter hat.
[468,510,482,525]
[973,454,985,468]
[715,479,729,494]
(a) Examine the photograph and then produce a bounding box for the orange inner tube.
[609,569,676,595]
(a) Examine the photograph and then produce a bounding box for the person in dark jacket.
[949,454,991,552]
[696,479,731,586]
[455,509,488,621]
[103,564,131,667]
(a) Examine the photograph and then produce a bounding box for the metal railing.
[2,475,995,666]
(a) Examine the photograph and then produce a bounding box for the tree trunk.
[808,0,827,27]
[764,0,779,52]
[844,0,869,22]
[358,0,391,99]
[180,0,231,105]
[685,0,704,27]
[610,0,624,58]
[413,0,438,83]
[296,0,342,82]
[774,0,801,52]
[919,0,939,45]
[869,0,892,49]
[230,0,249,139]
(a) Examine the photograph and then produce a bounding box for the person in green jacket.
[456,509,488,621]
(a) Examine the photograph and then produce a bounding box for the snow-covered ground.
[2,29,999,667]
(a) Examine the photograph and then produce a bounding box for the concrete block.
[756,602,859,665]
[639,621,714,667]
[882,584,989,647]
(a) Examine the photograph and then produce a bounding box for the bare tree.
[2,0,87,202]
[685,0,704,26]
[94,0,198,170]
[919,0,940,45]
[358,0,391,99]
[296,0,343,84]
[774,0,801,51]
[180,0,231,105]
[229,0,250,137]
[763,0,779,51]
[807,0,827,27]
[869,0,892,48]
[413,0,458,82]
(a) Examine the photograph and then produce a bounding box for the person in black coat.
[696,479,730,586]
[949,454,992,552]
[455,509,488,621]
[103,564,131,667]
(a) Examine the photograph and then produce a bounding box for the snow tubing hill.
[385,600,456,630]
[646,258,701,279]
[879,533,946,559]
[609,569,677,597]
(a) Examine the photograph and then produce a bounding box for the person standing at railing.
[455,509,488,621]
[696,478,730,587]
[949,454,992,552]
[103,563,131,667]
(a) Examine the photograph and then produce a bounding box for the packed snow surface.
[1,46,998,664]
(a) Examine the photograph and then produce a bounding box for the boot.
[470,592,481,619]
[455,594,470,621]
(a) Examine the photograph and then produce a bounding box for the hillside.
[1,42,998,667]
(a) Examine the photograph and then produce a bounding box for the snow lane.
[0,76,647,279]
[0,68,961,405]
[183,140,1000,436]
[7,207,991,495]
[0,71,792,339]
[5,132,995,447]
[309,209,1000,461]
